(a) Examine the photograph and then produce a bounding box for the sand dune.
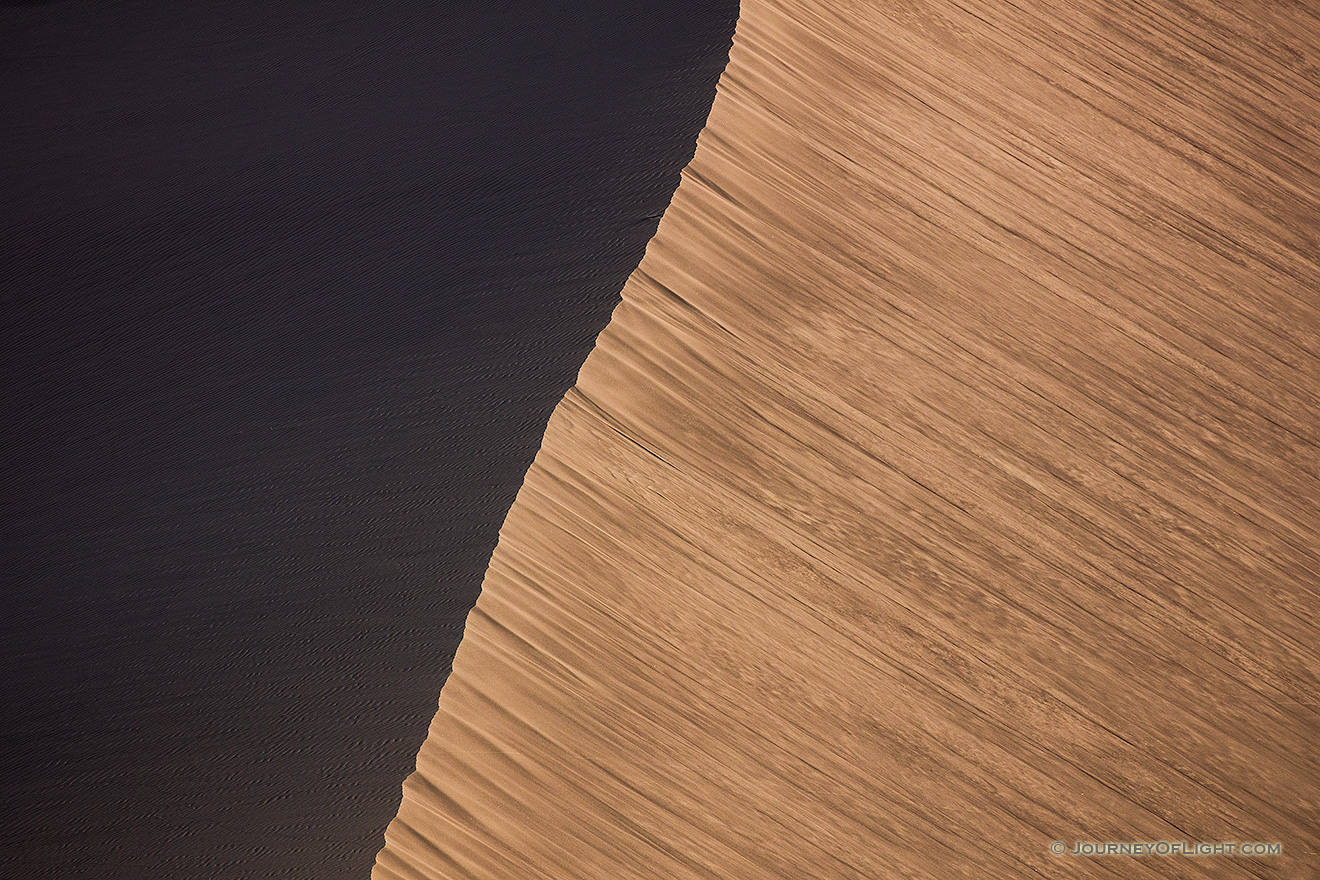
[375,0,1320,877]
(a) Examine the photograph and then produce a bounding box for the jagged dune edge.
[374,0,1320,878]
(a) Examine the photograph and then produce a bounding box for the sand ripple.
[377,0,1320,877]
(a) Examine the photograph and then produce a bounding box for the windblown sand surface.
[376,0,1320,877]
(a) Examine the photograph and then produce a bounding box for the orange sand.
[375,1,1320,877]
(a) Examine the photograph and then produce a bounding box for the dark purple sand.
[0,2,737,876]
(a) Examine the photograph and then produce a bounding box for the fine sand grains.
[375,1,1320,877]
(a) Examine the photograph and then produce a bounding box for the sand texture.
[376,0,1320,877]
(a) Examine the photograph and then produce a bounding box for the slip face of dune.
[1,4,736,877]
[376,0,1320,877]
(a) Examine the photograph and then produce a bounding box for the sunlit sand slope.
[376,0,1320,877]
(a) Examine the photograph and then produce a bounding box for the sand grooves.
[376,1,1320,877]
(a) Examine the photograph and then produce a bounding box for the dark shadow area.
[0,1,738,876]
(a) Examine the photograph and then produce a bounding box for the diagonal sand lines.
[376,1,1320,877]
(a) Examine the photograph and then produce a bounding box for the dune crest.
[375,0,1320,877]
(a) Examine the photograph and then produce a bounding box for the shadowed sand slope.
[376,0,1320,877]
[2,2,736,876]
